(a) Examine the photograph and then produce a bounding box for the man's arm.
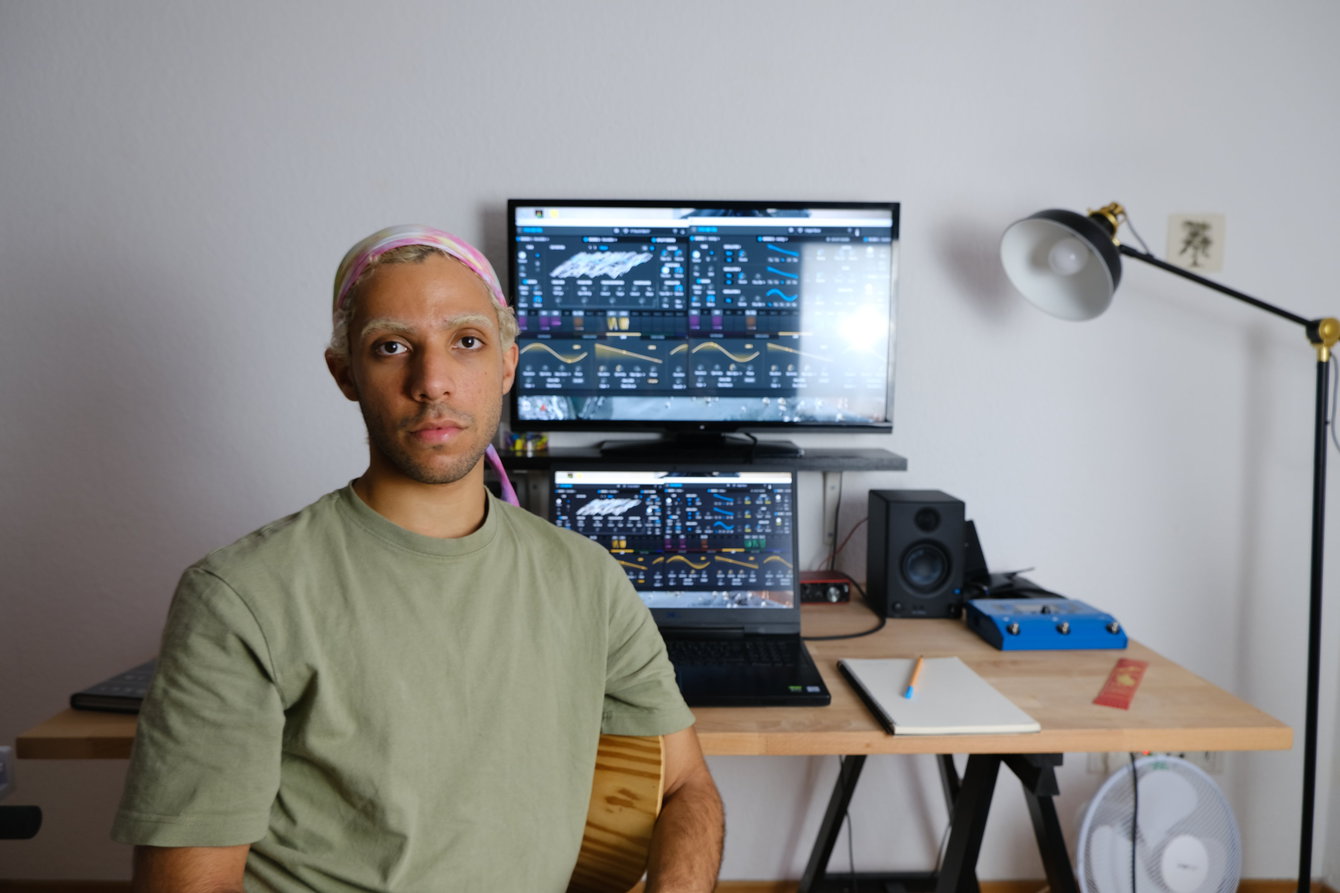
[643,726,724,893]
[132,844,249,893]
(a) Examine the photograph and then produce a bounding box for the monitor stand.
[598,432,804,460]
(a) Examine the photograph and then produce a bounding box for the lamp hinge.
[1088,203,1126,241]
[1308,317,1340,362]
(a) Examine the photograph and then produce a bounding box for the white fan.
[1076,755,1241,893]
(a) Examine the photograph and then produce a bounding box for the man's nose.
[410,347,455,400]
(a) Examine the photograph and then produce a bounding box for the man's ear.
[325,349,360,402]
[500,342,519,395]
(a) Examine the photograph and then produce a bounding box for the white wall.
[3,0,1338,882]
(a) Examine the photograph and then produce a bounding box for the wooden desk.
[15,603,1290,892]
[714,605,1290,893]
[16,603,1290,760]
[695,603,1291,757]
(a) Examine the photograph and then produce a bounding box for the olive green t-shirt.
[112,486,693,892]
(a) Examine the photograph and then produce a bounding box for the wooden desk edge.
[17,710,138,760]
[17,611,1291,761]
[17,708,1292,761]
[694,724,1293,757]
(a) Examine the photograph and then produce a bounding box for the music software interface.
[512,205,895,424]
[551,470,796,610]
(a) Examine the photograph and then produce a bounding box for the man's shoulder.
[192,487,349,575]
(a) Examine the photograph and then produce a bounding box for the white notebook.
[838,656,1041,735]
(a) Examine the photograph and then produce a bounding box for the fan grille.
[1077,755,1241,893]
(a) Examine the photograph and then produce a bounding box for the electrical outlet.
[1086,752,1130,774]
[1167,213,1225,273]
[1086,749,1223,775]
[1171,750,1223,774]
[0,745,14,800]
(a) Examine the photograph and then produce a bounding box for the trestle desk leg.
[1003,754,1078,893]
[798,754,867,893]
[934,755,1001,893]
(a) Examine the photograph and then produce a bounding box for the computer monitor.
[507,200,899,456]
[550,468,799,631]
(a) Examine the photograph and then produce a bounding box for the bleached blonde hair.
[328,244,518,358]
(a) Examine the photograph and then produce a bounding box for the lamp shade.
[1000,209,1123,321]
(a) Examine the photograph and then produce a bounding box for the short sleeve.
[112,566,285,846]
[600,568,696,737]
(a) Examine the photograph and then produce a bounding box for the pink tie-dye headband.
[333,224,507,316]
[332,225,518,507]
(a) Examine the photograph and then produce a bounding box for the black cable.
[803,582,888,641]
[1328,354,1340,456]
[843,795,857,892]
[1122,210,1154,255]
[833,518,867,569]
[816,517,867,573]
[960,574,1065,601]
[1129,752,1140,893]
[828,475,845,573]
[985,584,1065,599]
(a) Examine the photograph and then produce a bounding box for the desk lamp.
[999,202,1336,892]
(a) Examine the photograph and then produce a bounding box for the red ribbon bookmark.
[1094,658,1149,709]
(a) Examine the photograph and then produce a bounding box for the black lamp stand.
[1118,242,1337,893]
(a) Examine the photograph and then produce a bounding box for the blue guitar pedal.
[965,597,1128,650]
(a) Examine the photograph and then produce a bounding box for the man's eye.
[458,335,483,350]
[373,341,408,357]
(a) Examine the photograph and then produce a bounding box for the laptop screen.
[551,468,800,633]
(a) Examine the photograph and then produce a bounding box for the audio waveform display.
[607,549,794,591]
[551,251,654,279]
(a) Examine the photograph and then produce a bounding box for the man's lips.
[408,419,466,444]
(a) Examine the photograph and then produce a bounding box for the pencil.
[903,655,926,699]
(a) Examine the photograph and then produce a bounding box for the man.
[113,226,724,892]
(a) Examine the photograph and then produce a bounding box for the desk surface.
[16,603,1290,760]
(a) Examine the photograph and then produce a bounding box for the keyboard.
[664,637,799,667]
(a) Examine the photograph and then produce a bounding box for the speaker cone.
[902,542,950,594]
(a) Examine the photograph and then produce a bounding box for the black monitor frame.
[549,466,802,635]
[505,199,899,457]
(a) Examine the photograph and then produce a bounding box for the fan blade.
[1137,767,1197,841]
[1087,824,1132,893]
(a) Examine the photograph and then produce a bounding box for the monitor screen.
[507,200,899,453]
[550,468,799,631]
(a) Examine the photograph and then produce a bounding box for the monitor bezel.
[505,198,899,444]
[548,465,803,635]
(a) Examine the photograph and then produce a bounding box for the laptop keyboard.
[664,638,799,667]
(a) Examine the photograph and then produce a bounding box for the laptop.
[551,467,831,707]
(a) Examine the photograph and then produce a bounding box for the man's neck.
[352,468,489,539]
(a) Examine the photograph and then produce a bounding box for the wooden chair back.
[566,734,665,893]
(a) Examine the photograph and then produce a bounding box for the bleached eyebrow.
[359,318,414,341]
[359,313,497,342]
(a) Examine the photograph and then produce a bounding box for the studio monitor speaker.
[867,489,967,618]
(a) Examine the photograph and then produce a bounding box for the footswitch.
[966,597,1128,650]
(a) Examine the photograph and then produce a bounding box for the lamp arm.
[1117,244,1311,327]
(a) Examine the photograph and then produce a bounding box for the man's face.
[327,253,518,489]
